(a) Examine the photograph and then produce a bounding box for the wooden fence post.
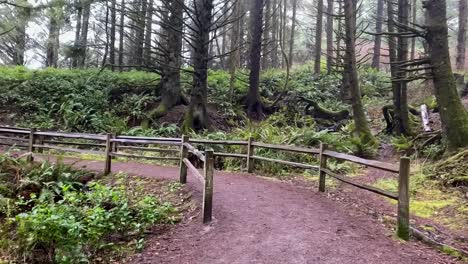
[179,135,189,184]
[104,133,112,175]
[203,149,214,223]
[111,133,118,159]
[37,134,44,153]
[247,136,254,173]
[318,143,328,192]
[27,128,36,162]
[397,157,410,240]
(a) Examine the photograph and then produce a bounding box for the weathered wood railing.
[179,135,214,223]
[0,127,410,239]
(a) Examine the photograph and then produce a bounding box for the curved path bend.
[41,157,459,264]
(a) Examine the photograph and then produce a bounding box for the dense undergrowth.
[0,153,179,263]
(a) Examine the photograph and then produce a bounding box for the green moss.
[440,245,463,259]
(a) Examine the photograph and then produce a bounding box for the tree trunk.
[151,0,184,119]
[343,0,376,145]
[314,0,324,74]
[281,0,287,68]
[72,0,82,68]
[109,0,116,69]
[371,0,384,69]
[387,0,402,135]
[46,12,60,67]
[271,0,279,68]
[247,0,265,120]
[456,0,467,70]
[288,0,297,68]
[143,0,153,66]
[262,0,271,69]
[336,0,343,72]
[326,0,334,74]
[77,0,91,68]
[424,0,468,151]
[118,0,125,69]
[229,0,241,100]
[396,0,411,135]
[183,0,214,131]
[410,0,417,60]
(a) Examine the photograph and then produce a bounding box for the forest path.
[37,156,459,264]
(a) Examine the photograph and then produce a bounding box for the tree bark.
[247,0,265,120]
[271,0,279,68]
[456,0,467,70]
[151,0,184,119]
[46,9,60,67]
[229,0,241,100]
[424,0,468,151]
[371,0,384,69]
[262,0,271,69]
[410,0,417,60]
[288,0,298,68]
[343,0,376,144]
[326,0,334,74]
[143,0,153,66]
[387,0,402,135]
[314,0,324,74]
[396,0,411,135]
[183,0,214,131]
[77,0,91,68]
[118,0,125,68]
[109,0,116,69]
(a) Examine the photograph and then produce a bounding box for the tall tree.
[46,3,62,67]
[229,0,241,98]
[183,0,215,130]
[288,0,297,68]
[424,0,468,151]
[151,0,184,119]
[247,0,265,119]
[118,0,124,68]
[271,0,279,68]
[343,0,376,146]
[143,0,153,65]
[326,0,334,74]
[262,0,271,69]
[314,0,324,74]
[396,0,411,135]
[371,0,384,69]
[456,0,467,70]
[109,0,116,69]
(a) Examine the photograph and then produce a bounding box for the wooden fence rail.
[0,127,410,239]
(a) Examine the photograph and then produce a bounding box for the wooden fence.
[0,126,410,240]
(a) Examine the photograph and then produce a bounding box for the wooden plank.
[318,143,328,192]
[203,150,214,223]
[190,139,248,145]
[184,143,206,162]
[179,136,189,184]
[43,140,105,147]
[321,168,398,200]
[116,135,181,142]
[116,145,179,153]
[183,158,204,183]
[0,136,28,142]
[110,152,179,161]
[35,131,106,141]
[252,142,321,155]
[397,157,411,240]
[247,137,254,173]
[104,134,112,174]
[214,152,248,158]
[251,155,319,170]
[0,142,28,148]
[0,126,30,131]
[111,138,181,146]
[323,150,399,173]
[33,144,106,155]
[0,128,30,135]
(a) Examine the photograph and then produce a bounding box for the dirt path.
[36,156,461,264]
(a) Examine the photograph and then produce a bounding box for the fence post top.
[182,135,189,142]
